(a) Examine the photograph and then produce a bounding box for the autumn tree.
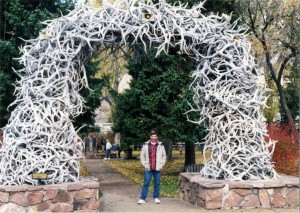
[237,0,300,141]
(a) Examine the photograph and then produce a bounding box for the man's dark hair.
[150,130,157,136]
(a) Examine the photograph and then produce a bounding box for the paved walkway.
[83,159,298,213]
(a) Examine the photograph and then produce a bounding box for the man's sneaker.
[154,198,160,204]
[104,158,107,160]
[137,199,145,204]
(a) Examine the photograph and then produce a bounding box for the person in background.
[179,144,183,155]
[76,134,85,160]
[138,130,166,204]
[89,134,93,153]
[92,134,97,156]
[101,138,106,151]
[84,135,90,155]
[104,139,112,159]
[116,144,122,158]
[112,143,117,151]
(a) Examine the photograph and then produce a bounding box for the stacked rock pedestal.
[180,173,299,210]
[0,177,99,212]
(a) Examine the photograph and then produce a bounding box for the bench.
[86,153,117,159]
[184,164,204,172]
[98,153,117,159]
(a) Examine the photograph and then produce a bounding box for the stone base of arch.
[0,176,99,212]
[179,173,299,210]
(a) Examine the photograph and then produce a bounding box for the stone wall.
[180,173,299,210]
[0,177,100,212]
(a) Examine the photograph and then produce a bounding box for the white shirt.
[106,142,112,150]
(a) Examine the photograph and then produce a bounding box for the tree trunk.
[185,141,195,166]
[264,46,298,143]
[276,82,298,143]
[163,140,172,161]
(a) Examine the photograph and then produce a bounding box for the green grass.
[105,150,208,198]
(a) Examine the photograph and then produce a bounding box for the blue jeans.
[105,149,111,158]
[140,170,160,200]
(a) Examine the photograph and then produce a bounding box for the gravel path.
[83,159,298,213]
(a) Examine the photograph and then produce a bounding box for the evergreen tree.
[112,0,238,163]
[0,0,103,132]
[0,0,75,127]
[113,48,206,162]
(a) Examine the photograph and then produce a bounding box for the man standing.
[138,131,166,204]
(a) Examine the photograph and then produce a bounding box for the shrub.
[267,123,299,176]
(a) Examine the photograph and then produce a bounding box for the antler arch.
[0,0,277,185]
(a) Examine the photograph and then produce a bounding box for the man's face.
[150,134,158,142]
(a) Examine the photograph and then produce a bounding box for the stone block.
[240,194,260,208]
[9,192,27,206]
[258,189,270,208]
[52,190,73,204]
[274,187,288,199]
[73,200,100,210]
[195,195,204,208]
[83,181,99,189]
[189,191,196,204]
[43,189,57,201]
[184,183,190,191]
[74,189,95,200]
[47,184,67,191]
[267,188,274,195]
[286,188,299,207]
[27,191,43,205]
[67,183,84,191]
[205,189,223,209]
[203,183,225,189]
[264,181,286,188]
[228,182,253,189]
[280,175,299,187]
[184,191,189,202]
[27,205,42,213]
[5,185,28,192]
[26,186,43,191]
[252,183,265,188]
[223,191,243,208]
[0,192,9,202]
[0,203,26,213]
[253,189,258,195]
[179,191,184,200]
[180,182,185,189]
[50,203,73,212]
[198,187,206,200]
[206,189,223,200]
[37,201,51,211]
[231,189,253,196]
[43,185,60,190]
[270,192,286,208]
